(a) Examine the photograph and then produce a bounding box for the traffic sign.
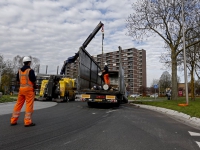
[154,84,158,89]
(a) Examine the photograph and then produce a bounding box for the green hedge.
[0,95,16,103]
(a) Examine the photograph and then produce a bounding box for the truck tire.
[64,92,69,102]
[114,102,120,107]
[87,102,93,107]
[123,95,128,103]
[72,94,75,101]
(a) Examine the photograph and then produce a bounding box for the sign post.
[154,84,158,100]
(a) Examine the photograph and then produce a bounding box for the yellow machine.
[38,75,76,102]
[39,80,48,97]
[58,78,76,101]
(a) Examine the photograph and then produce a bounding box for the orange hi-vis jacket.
[103,73,110,85]
[19,69,34,89]
[11,68,35,125]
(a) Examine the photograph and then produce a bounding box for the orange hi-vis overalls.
[11,69,35,125]
[103,73,110,85]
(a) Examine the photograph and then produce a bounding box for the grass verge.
[130,97,200,118]
[0,95,17,103]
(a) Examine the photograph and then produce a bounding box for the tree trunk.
[190,67,195,101]
[171,50,178,100]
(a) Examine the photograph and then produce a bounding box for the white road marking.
[188,131,200,136]
[106,110,117,113]
[188,132,200,148]
[196,141,200,148]
[92,113,96,114]
[64,141,71,145]
[64,136,84,145]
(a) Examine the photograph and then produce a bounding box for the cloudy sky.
[0,0,185,86]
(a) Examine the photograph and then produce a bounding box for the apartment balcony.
[106,58,112,61]
[127,55,133,57]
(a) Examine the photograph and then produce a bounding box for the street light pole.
[181,0,189,104]
[0,63,2,86]
[0,57,4,86]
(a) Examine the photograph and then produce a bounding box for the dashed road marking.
[188,131,200,136]
[188,131,200,149]
[106,110,117,113]
[196,141,200,147]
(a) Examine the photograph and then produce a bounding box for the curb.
[0,101,16,105]
[131,103,200,130]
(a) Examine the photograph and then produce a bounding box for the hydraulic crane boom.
[82,21,104,48]
[60,21,104,75]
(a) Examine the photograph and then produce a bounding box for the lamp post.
[0,56,4,87]
[181,0,189,104]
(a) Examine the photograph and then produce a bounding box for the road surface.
[0,102,200,150]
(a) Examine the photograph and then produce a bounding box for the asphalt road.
[0,102,200,150]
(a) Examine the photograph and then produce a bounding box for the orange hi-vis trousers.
[103,73,110,85]
[11,88,35,125]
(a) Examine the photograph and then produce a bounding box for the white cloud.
[0,0,173,86]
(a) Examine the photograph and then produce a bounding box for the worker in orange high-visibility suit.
[102,62,110,85]
[10,56,36,127]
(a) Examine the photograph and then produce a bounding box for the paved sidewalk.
[0,101,57,116]
[132,103,200,130]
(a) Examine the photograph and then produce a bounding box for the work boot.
[24,123,36,127]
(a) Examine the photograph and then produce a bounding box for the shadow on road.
[88,103,120,109]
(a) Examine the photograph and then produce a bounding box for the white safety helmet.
[23,56,31,63]
[105,62,108,66]
[98,72,102,76]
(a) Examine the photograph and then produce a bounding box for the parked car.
[150,93,158,98]
[130,94,140,98]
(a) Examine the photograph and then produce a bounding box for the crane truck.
[62,21,128,107]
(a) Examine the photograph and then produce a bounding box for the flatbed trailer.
[77,46,128,107]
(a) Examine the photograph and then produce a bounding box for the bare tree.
[13,55,23,74]
[195,79,200,96]
[159,71,171,93]
[151,79,159,87]
[126,0,200,100]
[0,55,15,93]
[183,44,200,100]
[12,55,40,73]
[138,86,147,96]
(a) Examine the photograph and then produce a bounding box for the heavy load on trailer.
[78,46,128,107]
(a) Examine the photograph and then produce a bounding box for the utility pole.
[0,57,4,87]
[182,0,189,104]
[0,63,2,86]
[46,65,48,74]
[57,66,59,75]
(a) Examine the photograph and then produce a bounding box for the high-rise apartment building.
[65,47,146,94]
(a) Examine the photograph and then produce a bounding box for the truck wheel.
[123,95,128,103]
[87,102,93,107]
[114,102,120,107]
[72,94,75,101]
[64,93,69,102]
